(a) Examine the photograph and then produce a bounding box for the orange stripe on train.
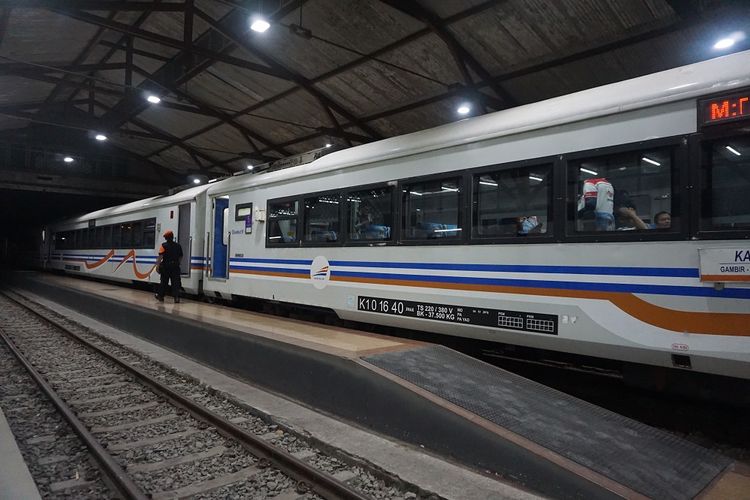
[228,269,750,337]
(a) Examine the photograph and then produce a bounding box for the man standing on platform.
[155,230,183,303]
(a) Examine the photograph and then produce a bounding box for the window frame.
[562,136,688,244]
[397,172,467,245]
[468,157,557,245]
[692,121,750,241]
[342,182,397,246]
[266,196,302,247]
[300,190,344,247]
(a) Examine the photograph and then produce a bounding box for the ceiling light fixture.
[247,164,254,170]
[457,103,471,115]
[726,145,742,156]
[193,178,201,184]
[642,157,661,166]
[714,38,735,50]
[528,175,543,182]
[479,180,498,187]
[250,18,270,33]
[63,156,74,163]
[146,95,161,104]
[95,134,107,141]
[579,167,598,176]
[713,31,745,50]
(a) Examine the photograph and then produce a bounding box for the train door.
[211,196,230,279]
[178,203,191,276]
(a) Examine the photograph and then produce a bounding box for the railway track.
[0,290,414,499]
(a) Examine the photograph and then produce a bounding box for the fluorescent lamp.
[479,181,498,187]
[579,167,598,175]
[441,186,459,192]
[409,191,423,196]
[713,38,735,50]
[726,145,741,156]
[528,175,543,182]
[250,18,270,33]
[208,178,219,183]
[63,156,74,163]
[95,134,107,141]
[433,228,462,233]
[457,103,471,115]
[146,95,161,104]
[642,157,661,166]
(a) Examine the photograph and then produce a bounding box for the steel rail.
[0,302,148,500]
[3,290,372,500]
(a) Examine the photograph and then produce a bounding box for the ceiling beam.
[3,70,124,96]
[0,1,185,11]
[156,0,504,151]
[49,8,288,79]
[193,7,383,142]
[378,0,516,110]
[97,39,172,62]
[130,64,291,157]
[41,12,115,107]
[0,62,126,73]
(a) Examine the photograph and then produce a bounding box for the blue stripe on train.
[328,260,698,278]
[330,270,750,299]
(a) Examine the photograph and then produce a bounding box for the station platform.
[7,272,750,499]
[0,407,42,500]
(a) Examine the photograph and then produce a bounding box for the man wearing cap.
[155,230,183,303]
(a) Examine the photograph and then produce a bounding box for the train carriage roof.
[207,49,750,196]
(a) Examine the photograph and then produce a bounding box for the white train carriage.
[46,50,750,380]
[201,50,750,380]
[46,184,209,294]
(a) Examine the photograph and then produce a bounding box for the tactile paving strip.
[364,345,730,499]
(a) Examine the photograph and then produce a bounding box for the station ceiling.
[0,0,749,186]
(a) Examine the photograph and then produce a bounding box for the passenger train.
[43,50,750,381]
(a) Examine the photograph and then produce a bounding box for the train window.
[304,194,340,243]
[112,224,121,248]
[347,186,393,242]
[568,148,674,233]
[700,135,750,231]
[102,225,113,249]
[80,228,91,249]
[143,218,156,248]
[94,226,105,249]
[472,164,552,239]
[402,177,462,240]
[132,221,144,248]
[267,199,299,245]
[120,223,134,248]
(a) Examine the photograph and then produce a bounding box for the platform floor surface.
[365,346,731,499]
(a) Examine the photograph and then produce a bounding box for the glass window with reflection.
[143,218,156,248]
[347,186,393,242]
[568,148,674,233]
[701,135,750,231]
[267,200,299,245]
[472,164,552,238]
[304,194,340,243]
[402,177,462,240]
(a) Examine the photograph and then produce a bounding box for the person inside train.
[577,177,614,231]
[612,190,650,231]
[516,215,543,236]
[651,211,672,229]
[155,230,183,304]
